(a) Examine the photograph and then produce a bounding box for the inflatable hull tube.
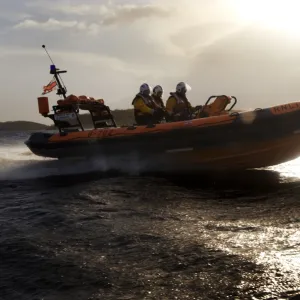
[25,102,300,171]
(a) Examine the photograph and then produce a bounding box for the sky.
[1,0,300,123]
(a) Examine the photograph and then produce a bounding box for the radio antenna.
[42,45,55,65]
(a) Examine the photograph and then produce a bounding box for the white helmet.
[176,82,191,94]
[153,85,163,97]
[139,83,152,95]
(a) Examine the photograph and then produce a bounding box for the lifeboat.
[24,49,300,171]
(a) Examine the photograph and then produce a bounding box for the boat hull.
[25,102,300,171]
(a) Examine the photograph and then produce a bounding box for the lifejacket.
[132,93,156,116]
[152,95,165,109]
[168,92,191,115]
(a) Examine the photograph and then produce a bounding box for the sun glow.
[235,0,300,36]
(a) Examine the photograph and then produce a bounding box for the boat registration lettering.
[89,128,114,138]
[271,102,300,115]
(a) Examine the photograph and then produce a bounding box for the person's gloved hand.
[194,105,203,112]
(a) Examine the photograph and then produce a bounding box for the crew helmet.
[176,82,191,94]
[140,83,152,95]
[153,85,163,97]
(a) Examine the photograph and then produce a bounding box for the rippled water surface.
[0,131,300,300]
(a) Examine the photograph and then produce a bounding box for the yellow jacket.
[132,94,155,115]
[166,92,193,115]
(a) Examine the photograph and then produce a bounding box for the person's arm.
[166,97,176,115]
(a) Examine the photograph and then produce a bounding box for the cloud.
[101,4,171,26]
[14,18,80,30]
[12,1,174,37]
[24,1,172,25]
[12,18,102,36]
[0,11,31,23]
[9,0,208,74]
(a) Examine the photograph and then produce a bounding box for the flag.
[42,77,57,95]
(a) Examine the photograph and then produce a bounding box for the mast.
[42,45,68,99]
[50,65,67,99]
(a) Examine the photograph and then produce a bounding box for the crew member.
[151,85,166,123]
[132,83,161,125]
[152,85,165,109]
[166,82,194,122]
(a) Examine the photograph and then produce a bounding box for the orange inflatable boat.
[24,49,300,171]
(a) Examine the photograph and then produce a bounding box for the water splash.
[0,145,148,180]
